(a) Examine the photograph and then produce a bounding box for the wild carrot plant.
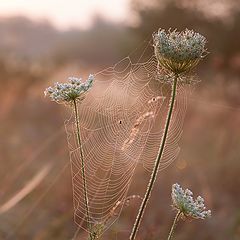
[130,29,208,240]
[44,75,94,239]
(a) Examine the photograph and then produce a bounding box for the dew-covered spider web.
[64,41,192,234]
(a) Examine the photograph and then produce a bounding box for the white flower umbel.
[172,183,211,219]
[167,183,211,240]
[153,28,207,74]
[44,74,94,104]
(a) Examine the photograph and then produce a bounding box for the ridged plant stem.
[73,99,93,240]
[130,75,178,240]
[167,211,181,240]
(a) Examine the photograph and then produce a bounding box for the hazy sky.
[0,0,132,29]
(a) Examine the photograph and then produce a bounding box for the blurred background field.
[0,0,240,239]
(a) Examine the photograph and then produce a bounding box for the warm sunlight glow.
[0,0,131,29]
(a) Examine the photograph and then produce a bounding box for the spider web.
[64,43,191,233]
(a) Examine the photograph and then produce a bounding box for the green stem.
[129,75,178,240]
[167,211,181,240]
[73,99,92,240]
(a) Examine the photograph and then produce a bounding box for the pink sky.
[0,0,132,29]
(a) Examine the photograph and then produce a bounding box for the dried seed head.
[171,183,211,220]
[44,74,94,104]
[153,29,207,74]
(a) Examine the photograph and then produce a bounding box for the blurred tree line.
[0,0,239,76]
[130,0,240,73]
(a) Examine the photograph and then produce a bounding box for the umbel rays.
[45,28,208,239]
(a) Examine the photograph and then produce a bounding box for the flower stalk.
[167,211,181,240]
[73,99,93,239]
[130,75,178,240]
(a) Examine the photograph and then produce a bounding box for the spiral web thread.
[64,46,190,233]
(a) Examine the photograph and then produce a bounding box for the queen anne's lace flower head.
[153,28,207,74]
[171,183,211,220]
[44,74,94,104]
